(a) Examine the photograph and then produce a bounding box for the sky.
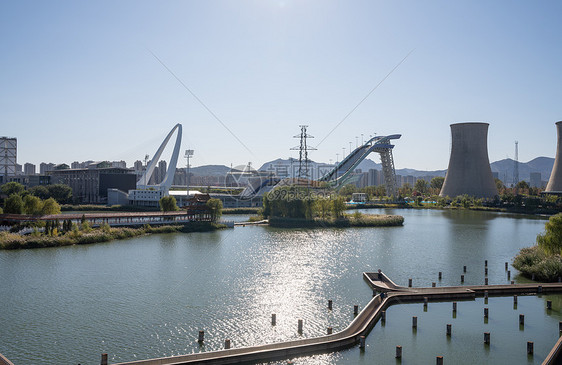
[1,0,561,171]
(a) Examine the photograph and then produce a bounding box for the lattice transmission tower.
[290,125,316,179]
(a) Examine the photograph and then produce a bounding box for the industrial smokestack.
[545,121,562,192]
[440,122,498,199]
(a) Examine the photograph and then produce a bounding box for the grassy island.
[512,213,562,282]
[0,222,224,250]
[269,213,404,228]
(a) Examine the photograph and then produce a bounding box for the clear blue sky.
[1,0,561,171]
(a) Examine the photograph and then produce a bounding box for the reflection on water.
[0,209,556,365]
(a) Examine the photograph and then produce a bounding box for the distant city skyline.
[2,1,561,170]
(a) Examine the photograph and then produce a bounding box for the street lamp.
[185,149,194,196]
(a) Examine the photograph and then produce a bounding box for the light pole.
[185,149,194,196]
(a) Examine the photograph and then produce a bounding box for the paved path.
[109,271,562,365]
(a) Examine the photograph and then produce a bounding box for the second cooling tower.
[439,122,498,199]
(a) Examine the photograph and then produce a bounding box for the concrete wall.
[440,122,498,199]
[546,121,562,192]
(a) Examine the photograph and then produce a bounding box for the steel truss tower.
[290,125,316,179]
[0,137,17,180]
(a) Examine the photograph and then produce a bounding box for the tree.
[47,184,73,204]
[430,177,445,190]
[23,195,42,215]
[414,179,429,195]
[159,196,179,212]
[332,196,346,218]
[537,213,562,255]
[206,198,223,222]
[4,194,23,214]
[29,185,50,200]
[495,178,505,193]
[41,198,61,215]
[1,182,25,196]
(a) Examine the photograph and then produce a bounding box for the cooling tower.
[439,122,498,199]
[545,121,562,192]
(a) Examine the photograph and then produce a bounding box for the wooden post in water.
[484,332,490,344]
[538,285,542,293]
[271,313,276,325]
[298,319,303,334]
[100,354,108,365]
[328,300,332,310]
[514,295,518,304]
[548,300,553,310]
[505,262,508,270]
[354,305,359,316]
[446,324,452,336]
[519,314,525,326]
[412,316,418,328]
[485,267,488,276]
[484,308,489,318]
[559,321,562,332]
[424,297,428,308]
[396,345,402,358]
[464,265,467,272]
[461,275,465,283]
[381,310,386,321]
[225,339,231,349]
[485,260,488,267]
[198,330,205,343]
[453,302,457,312]
[432,282,436,287]
[527,341,534,355]
[359,336,366,349]
[508,270,511,279]
[436,356,444,365]
[439,272,442,280]
[484,290,488,299]
[327,327,332,335]
[409,278,413,287]
[485,278,488,285]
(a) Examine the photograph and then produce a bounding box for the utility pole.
[185,149,194,196]
[290,125,316,180]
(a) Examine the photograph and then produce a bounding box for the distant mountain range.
[188,157,555,184]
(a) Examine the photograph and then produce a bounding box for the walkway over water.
[108,272,562,365]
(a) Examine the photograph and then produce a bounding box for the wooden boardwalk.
[109,271,562,365]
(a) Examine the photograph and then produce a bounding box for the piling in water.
[485,267,488,276]
[432,282,436,287]
[485,260,488,267]
[409,278,412,287]
[453,302,457,312]
[484,308,489,318]
[424,297,428,308]
[328,300,332,310]
[354,305,359,316]
[437,356,444,365]
[412,316,418,328]
[538,285,542,293]
[548,300,553,310]
[461,275,465,283]
[484,332,490,344]
[519,314,525,325]
[559,321,562,332]
[484,291,488,299]
[508,270,511,279]
[485,278,489,285]
[514,295,518,304]
[446,324,452,336]
[225,339,231,349]
[527,341,534,355]
[298,319,303,333]
[396,345,402,358]
[359,336,365,349]
[381,310,386,321]
[101,354,108,365]
[327,327,332,335]
[271,313,276,325]
[439,272,442,280]
[505,262,508,270]
[198,331,205,343]
[464,265,467,273]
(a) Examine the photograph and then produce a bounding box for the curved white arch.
[137,123,182,192]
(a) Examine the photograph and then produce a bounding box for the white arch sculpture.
[137,123,182,192]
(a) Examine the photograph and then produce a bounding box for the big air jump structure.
[546,121,562,192]
[439,122,498,199]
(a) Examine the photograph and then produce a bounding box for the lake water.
[0,209,558,364]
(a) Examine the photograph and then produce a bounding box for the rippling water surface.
[0,209,559,364]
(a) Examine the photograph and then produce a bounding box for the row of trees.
[1,182,72,204]
[4,194,61,215]
[158,195,223,223]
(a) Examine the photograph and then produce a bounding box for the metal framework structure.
[290,125,316,179]
[319,134,401,196]
[0,137,17,180]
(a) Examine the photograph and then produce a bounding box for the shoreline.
[0,222,225,250]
